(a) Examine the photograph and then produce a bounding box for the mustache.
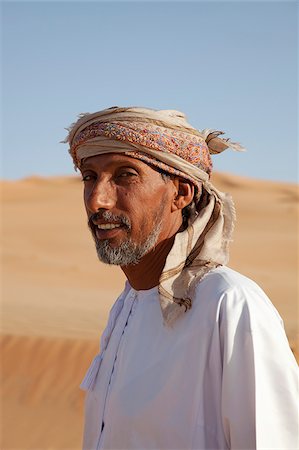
[88,211,131,231]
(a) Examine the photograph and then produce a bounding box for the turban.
[64,106,245,325]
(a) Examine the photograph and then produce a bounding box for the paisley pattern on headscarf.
[70,120,213,176]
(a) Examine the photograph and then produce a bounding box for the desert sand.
[1,173,298,449]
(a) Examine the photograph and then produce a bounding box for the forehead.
[81,153,161,175]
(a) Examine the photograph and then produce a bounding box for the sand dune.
[1,174,298,449]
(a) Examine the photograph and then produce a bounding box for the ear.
[171,178,194,212]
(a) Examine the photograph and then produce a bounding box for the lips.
[96,223,122,230]
[89,219,127,241]
[88,212,131,241]
[94,222,125,240]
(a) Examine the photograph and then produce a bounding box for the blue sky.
[2,1,298,182]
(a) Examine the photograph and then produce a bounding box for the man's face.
[80,153,178,266]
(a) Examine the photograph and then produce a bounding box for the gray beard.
[95,225,162,265]
[90,211,163,266]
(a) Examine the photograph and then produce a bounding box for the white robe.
[82,266,299,450]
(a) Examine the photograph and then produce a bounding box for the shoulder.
[193,265,267,301]
[196,266,263,296]
[192,266,283,330]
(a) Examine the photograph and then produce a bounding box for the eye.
[116,169,138,178]
[81,173,96,182]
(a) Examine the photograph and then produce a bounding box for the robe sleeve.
[219,285,299,450]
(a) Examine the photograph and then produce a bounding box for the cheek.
[83,188,91,212]
[115,189,134,213]
[83,189,88,210]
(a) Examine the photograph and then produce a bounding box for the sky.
[1,0,298,182]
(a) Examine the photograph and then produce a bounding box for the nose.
[84,179,116,213]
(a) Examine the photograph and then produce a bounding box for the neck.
[121,235,177,291]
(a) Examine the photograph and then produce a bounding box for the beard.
[88,210,163,266]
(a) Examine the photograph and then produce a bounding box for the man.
[65,106,298,450]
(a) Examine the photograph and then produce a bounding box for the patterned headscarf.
[64,106,245,325]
